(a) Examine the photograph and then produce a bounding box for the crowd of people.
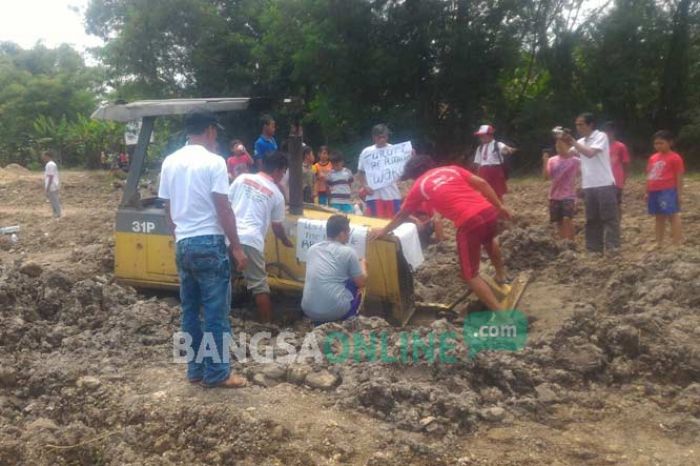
[540,115,685,250]
[154,110,685,388]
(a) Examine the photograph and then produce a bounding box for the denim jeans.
[176,235,231,385]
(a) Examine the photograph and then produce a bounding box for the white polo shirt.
[158,144,230,242]
[573,130,615,189]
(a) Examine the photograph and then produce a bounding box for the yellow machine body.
[114,204,416,324]
[99,97,526,326]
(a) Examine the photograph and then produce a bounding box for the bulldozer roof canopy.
[91,98,250,122]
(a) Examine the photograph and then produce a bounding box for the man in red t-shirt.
[602,122,631,207]
[227,139,254,181]
[373,155,512,311]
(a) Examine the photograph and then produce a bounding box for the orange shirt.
[313,161,333,193]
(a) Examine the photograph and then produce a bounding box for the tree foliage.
[83,0,700,167]
[0,43,121,167]
[3,1,699,169]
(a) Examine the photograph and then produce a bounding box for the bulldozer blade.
[479,272,531,310]
[414,271,530,317]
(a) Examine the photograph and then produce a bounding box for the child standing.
[602,121,631,207]
[313,145,332,205]
[302,146,316,203]
[227,139,254,181]
[646,130,685,247]
[543,137,580,241]
[327,151,355,214]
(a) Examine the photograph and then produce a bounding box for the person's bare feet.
[203,373,248,389]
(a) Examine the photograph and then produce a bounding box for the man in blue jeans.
[159,111,249,388]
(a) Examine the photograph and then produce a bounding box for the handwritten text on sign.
[362,141,413,190]
[296,218,368,262]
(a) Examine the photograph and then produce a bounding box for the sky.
[0,0,102,52]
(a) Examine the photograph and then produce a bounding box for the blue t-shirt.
[254,135,278,161]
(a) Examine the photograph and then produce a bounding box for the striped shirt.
[327,168,354,204]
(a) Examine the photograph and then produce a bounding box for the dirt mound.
[0,265,289,464]
[0,167,18,181]
[414,240,465,305]
[228,239,700,437]
[3,163,30,174]
[499,222,573,272]
[2,172,699,464]
[595,248,700,385]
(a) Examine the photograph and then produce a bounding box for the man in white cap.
[473,125,516,200]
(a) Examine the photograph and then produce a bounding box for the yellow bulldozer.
[92,98,527,325]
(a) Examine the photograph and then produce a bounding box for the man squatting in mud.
[372,151,512,311]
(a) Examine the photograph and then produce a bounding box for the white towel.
[392,223,425,271]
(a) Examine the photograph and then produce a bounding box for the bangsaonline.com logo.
[173,311,528,364]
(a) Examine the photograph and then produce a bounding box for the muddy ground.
[0,168,698,465]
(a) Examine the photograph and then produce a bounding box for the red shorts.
[477,165,508,199]
[456,207,499,280]
[365,199,401,219]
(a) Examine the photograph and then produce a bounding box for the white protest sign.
[296,219,326,261]
[296,218,368,262]
[124,120,155,146]
[361,141,413,191]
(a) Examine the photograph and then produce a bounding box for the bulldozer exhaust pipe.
[288,123,303,215]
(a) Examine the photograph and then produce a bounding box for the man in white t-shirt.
[158,111,248,389]
[229,151,293,323]
[42,151,62,218]
[562,113,620,253]
[472,125,516,200]
[357,124,402,218]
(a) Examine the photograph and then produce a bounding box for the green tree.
[84,0,700,166]
[0,43,99,166]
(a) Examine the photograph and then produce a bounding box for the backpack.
[493,142,512,180]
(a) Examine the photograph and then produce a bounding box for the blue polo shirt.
[254,135,278,161]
